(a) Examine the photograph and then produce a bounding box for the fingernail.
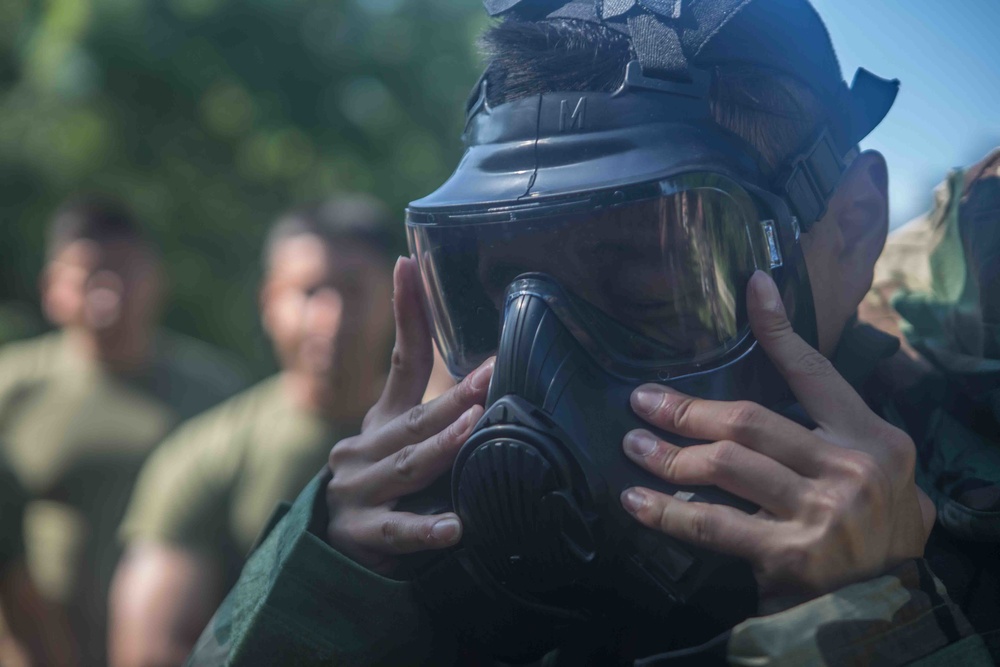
[431,517,461,543]
[624,430,658,458]
[469,358,495,392]
[621,489,647,514]
[750,270,782,313]
[452,406,476,434]
[631,386,664,415]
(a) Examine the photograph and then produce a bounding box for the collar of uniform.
[831,320,901,391]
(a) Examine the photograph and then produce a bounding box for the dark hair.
[263,193,395,268]
[47,195,150,257]
[480,18,831,176]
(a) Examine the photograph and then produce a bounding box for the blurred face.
[262,234,392,380]
[41,239,163,339]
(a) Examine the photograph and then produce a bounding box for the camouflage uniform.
[184,324,993,666]
[863,148,1000,657]
[0,331,246,666]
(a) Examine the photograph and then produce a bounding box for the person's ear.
[800,150,889,357]
[828,150,889,280]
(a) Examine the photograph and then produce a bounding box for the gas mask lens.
[407,173,774,379]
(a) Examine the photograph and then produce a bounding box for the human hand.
[620,271,935,602]
[326,257,494,574]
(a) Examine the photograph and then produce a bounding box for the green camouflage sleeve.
[185,472,455,667]
[726,559,992,666]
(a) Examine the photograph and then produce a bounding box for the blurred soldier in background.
[110,195,396,667]
[0,196,247,667]
[861,148,1000,649]
[0,454,77,667]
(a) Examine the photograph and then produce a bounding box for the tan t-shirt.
[120,375,353,587]
[0,331,246,666]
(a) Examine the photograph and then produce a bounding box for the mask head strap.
[477,0,900,228]
[778,68,898,230]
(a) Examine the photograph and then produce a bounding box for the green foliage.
[0,0,486,373]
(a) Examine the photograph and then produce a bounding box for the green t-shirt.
[120,375,354,587]
[0,330,246,666]
[0,457,27,570]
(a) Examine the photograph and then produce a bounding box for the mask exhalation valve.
[455,412,598,596]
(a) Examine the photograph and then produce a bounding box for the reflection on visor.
[408,174,771,379]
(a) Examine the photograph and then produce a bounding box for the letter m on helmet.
[559,98,587,132]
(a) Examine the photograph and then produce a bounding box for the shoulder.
[155,331,251,406]
[121,379,285,540]
[159,376,283,452]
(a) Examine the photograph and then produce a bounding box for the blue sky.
[810,0,1000,227]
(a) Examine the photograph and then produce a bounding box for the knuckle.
[882,426,917,470]
[380,518,405,552]
[707,440,741,475]
[393,444,420,480]
[688,507,715,546]
[777,541,814,579]
[404,403,427,436]
[835,451,887,507]
[657,445,683,480]
[442,418,466,448]
[666,396,696,431]
[456,373,479,402]
[803,484,845,517]
[328,436,358,469]
[790,349,835,380]
[724,402,761,439]
[840,450,882,485]
[390,346,407,373]
[326,471,355,501]
[759,307,794,334]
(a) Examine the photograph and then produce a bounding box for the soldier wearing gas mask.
[186,0,995,665]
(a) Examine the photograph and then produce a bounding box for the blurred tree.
[0,0,485,374]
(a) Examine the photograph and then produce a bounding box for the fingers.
[621,487,767,560]
[363,357,494,462]
[631,385,828,477]
[365,257,435,429]
[361,405,484,506]
[623,430,809,516]
[343,510,463,559]
[746,271,873,433]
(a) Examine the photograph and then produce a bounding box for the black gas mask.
[400,0,899,660]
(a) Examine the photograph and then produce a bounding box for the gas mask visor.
[408,171,781,382]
